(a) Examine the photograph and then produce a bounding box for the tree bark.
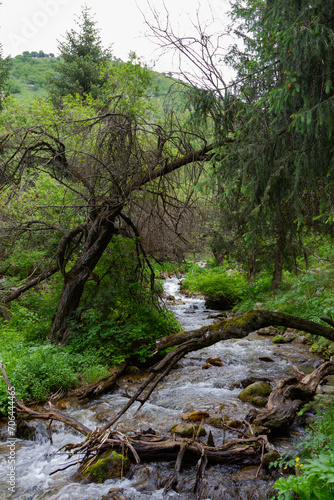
[49,218,120,345]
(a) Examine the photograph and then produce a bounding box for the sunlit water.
[0,276,320,499]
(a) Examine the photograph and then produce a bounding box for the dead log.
[77,360,129,400]
[156,309,334,352]
[247,359,334,435]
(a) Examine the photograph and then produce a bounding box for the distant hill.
[7,51,187,113]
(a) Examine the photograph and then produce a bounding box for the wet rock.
[238,381,272,407]
[240,376,271,388]
[261,451,281,470]
[96,410,111,423]
[272,335,289,344]
[205,296,233,310]
[259,356,275,362]
[184,304,199,314]
[285,333,298,342]
[83,450,130,483]
[16,421,34,440]
[227,419,243,429]
[182,410,210,421]
[257,327,279,336]
[202,363,211,369]
[132,465,159,492]
[208,415,229,426]
[207,430,215,447]
[170,423,206,437]
[166,295,175,301]
[16,420,49,442]
[126,365,141,375]
[56,400,70,410]
[101,488,126,500]
[206,357,223,367]
[231,465,266,481]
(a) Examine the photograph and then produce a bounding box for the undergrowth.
[272,397,334,499]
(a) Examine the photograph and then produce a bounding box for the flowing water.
[0,276,321,499]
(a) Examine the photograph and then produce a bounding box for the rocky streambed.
[0,275,331,500]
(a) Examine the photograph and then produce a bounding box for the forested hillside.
[0,2,334,498]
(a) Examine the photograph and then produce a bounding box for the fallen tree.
[1,309,334,495]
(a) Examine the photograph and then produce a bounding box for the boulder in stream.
[83,450,130,483]
[182,410,210,421]
[238,381,272,407]
[206,356,223,367]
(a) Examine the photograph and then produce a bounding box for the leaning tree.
[0,99,221,345]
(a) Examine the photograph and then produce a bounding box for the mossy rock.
[182,410,210,421]
[272,335,288,344]
[170,423,206,437]
[261,451,281,470]
[238,381,272,407]
[83,450,129,483]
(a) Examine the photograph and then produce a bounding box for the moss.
[170,423,206,437]
[83,450,129,483]
[238,381,272,407]
[272,335,288,344]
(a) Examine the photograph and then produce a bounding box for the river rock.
[96,410,111,423]
[202,363,211,369]
[272,335,288,344]
[231,465,266,481]
[240,376,271,388]
[132,465,159,492]
[16,420,49,442]
[227,419,243,429]
[166,295,175,301]
[206,356,223,367]
[238,381,272,407]
[170,423,206,437]
[101,488,126,500]
[261,451,281,470]
[83,450,130,483]
[208,415,229,426]
[205,296,233,310]
[257,327,278,336]
[259,356,275,362]
[182,410,210,421]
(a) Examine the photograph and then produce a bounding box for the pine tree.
[48,6,111,107]
[211,0,334,285]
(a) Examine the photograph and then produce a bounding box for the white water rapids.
[0,276,321,499]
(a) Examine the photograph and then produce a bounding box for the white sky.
[0,0,232,73]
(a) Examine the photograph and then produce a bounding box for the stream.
[0,276,322,500]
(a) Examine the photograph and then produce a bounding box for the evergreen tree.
[48,6,111,107]
[210,0,334,285]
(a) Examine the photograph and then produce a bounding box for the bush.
[181,263,246,303]
[272,399,334,499]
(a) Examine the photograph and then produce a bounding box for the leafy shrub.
[272,399,334,499]
[182,264,246,302]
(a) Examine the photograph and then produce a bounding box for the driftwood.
[77,361,129,400]
[247,359,334,435]
[1,309,334,495]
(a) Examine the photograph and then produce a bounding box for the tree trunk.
[272,249,283,293]
[49,221,118,345]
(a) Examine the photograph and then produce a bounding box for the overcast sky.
[1,0,232,73]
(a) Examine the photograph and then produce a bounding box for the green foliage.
[48,6,111,107]
[68,236,182,364]
[272,399,334,499]
[6,52,58,100]
[182,263,246,301]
